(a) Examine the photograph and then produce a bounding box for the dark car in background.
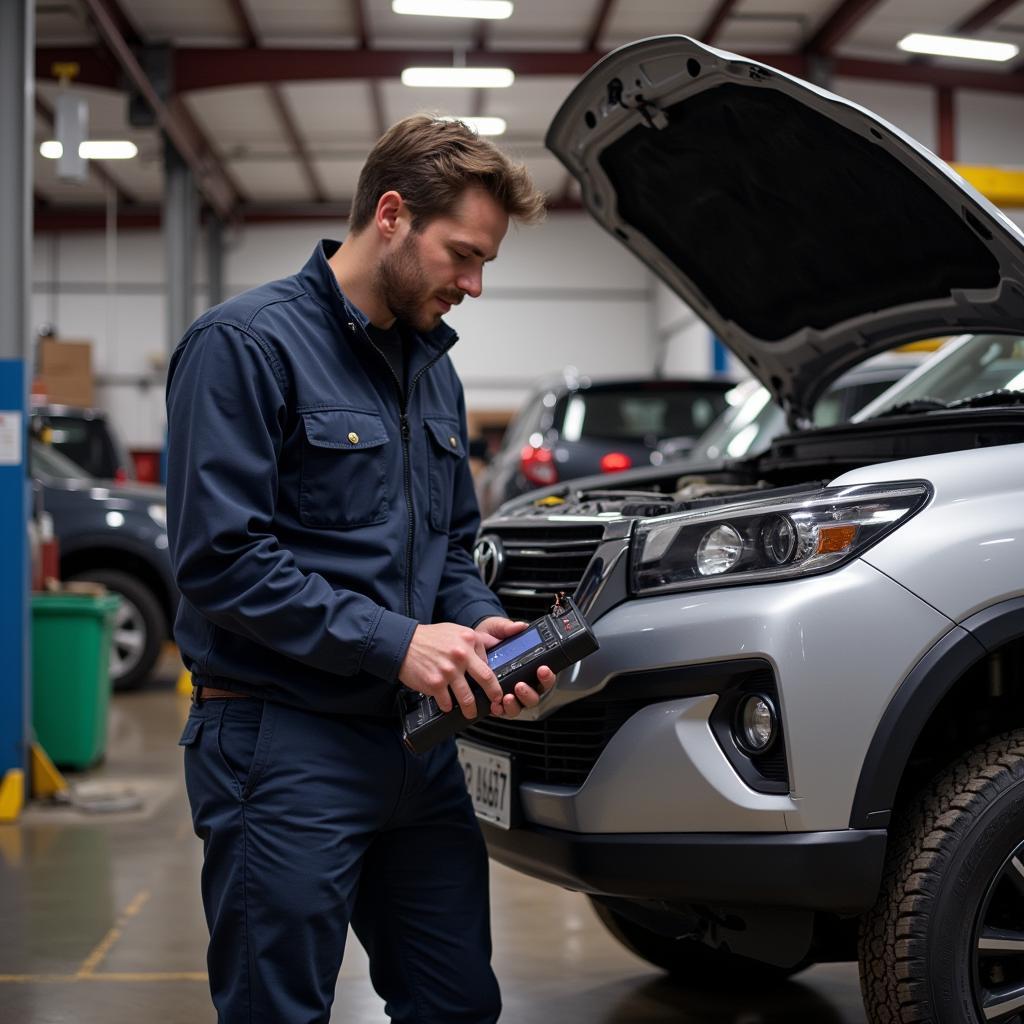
[476,374,731,516]
[31,404,136,483]
[32,440,177,690]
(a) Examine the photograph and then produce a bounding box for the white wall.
[221,216,657,413]
[32,213,658,446]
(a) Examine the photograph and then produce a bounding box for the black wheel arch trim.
[850,596,1024,829]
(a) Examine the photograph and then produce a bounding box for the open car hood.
[546,36,1024,424]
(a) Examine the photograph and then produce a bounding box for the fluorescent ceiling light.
[392,1,513,18]
[401,67,514,88]
[440,115,507,135]
[81,140,139,159]
[897,33,1019,62]
[40,140,139,159]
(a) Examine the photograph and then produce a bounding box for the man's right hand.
[398,623,503,719]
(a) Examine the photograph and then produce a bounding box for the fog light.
[736,694,777,753]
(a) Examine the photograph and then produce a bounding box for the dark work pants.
[179,698,501,1024]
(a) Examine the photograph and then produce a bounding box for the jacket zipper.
[351,320,457,619]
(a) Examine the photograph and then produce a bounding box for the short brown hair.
[349,115,546,233]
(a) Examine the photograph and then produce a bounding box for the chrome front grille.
[484,524,605,621]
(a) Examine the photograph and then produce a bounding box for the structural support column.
[206,215,225,308]
[164,141,198,350]
[0,0,35,820]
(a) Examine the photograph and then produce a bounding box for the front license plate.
[457,740,513,829]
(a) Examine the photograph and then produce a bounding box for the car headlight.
[148,503,167,530]
[631,482,930,595]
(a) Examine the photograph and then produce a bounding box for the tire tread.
[859,729,1024,1023]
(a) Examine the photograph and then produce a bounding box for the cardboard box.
[39,338,91,377]
[37,339,94,408]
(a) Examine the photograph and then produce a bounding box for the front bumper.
[496,558,953,833]
[482,821,887,914]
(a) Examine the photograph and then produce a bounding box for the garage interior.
[2,1,1024,1022]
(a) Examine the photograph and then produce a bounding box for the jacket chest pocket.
[424,416,464,533]
[299,408,390,529]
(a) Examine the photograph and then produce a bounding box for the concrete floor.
[0,659,870,1023]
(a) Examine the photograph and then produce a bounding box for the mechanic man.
[166,115,548,1023]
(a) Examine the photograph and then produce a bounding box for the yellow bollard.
[0,769,25,822]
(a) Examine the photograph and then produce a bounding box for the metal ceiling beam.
[171,48,603,92]
[953,0,1020,34]
[352,0,387,138]
[268,89,327,202]
[803,0,886,56]
[77,0,238,219]
[949,0,1024,74]
[937,86,955,161]
[832,55,1024,93]
[224,0,327,203]
[700,0,740,46]
[36,44,1024,96]
[169,95,249,204]
[585,0,617,52]
[36,48,119,89]
[34,93,137,204]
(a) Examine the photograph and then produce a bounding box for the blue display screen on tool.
[488,628,542,671]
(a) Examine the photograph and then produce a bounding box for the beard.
[373,233,462,332]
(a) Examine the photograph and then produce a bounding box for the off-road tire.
[859,729,1024,1023]
[589,897,810,989]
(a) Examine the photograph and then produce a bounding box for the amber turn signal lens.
[816,524,858,554]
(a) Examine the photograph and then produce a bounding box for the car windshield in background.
[694,383,779,461]
[31,411,129,480]
[31,439,92,480]
[557,385,724,445]
[691,365,916,462]
[857,334,1024,419]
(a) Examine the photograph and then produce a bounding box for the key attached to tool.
[401,594,598,754]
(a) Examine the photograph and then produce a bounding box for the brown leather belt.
[192,685,253,703]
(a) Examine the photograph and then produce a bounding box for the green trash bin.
[31,592,122,771]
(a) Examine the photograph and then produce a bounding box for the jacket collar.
[298,240,458,357]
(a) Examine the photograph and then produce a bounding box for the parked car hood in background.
[31,440,165,502]
[546,35,1024,425]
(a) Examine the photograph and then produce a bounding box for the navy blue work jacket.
[165,240,505,715]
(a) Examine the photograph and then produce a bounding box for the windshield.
[855,334,1024,420]
[32,413,125,479]
[692,384,783,460]
[31,439,93,480]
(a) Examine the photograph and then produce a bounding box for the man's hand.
[399,622,503,719]
[474,616,557,720]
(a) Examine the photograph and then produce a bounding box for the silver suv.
[458,37,1024,1024]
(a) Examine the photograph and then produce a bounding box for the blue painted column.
[711,334,731,375]
[0,0,34,818]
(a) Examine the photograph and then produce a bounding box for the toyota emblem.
[473,535,505,589]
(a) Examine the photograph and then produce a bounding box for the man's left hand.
[474,616,556,719]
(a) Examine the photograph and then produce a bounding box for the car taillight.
[519,445,558,487]
[114,467,128,483]
[600,452,633,474]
